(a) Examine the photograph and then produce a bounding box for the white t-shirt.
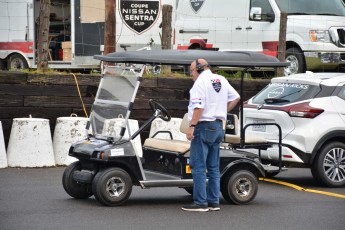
[188,69,240,121]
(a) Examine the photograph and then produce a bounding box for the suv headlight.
[309,30,330,43]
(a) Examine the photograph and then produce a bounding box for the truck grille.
[341,53,345,61]
[337,28,345,46]
[330,27,345,47]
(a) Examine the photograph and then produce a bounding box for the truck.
[173,0,345,75]
[0,0,103,70]
[0,0,175,71]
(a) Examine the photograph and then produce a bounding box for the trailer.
[0,0,174,71]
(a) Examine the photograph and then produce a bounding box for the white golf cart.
[62,50,289,206]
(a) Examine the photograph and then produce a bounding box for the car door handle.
[235,26,242,30]
[246,26,252,30]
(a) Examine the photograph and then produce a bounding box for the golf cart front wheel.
[221,170,258,205]
[92,167,133,206]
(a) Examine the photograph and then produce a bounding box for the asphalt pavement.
[0,167,344,230]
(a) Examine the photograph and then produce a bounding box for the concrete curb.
[53,116,89,166]
[103,118,142,157]
[7,118,55,167]
[149,117,187,141]
[0,121,8,168]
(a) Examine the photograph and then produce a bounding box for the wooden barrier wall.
[0,71,269,146]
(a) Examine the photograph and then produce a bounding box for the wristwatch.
[190,124,196,127]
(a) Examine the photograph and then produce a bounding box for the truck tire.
[92,167,133,206]
[221,170,258,205]
[311,141,345,188]
[7,54,29,70]
[0,59,6,70]
[62,161,93,199]
[285,48,305,75]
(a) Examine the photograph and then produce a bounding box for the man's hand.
[186,127,194,140]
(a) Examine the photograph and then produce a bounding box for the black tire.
[221,170,258,205]
[284,48,305,75]
[311,141,345,188]
[0,59,6,70]
[7,54,29,70]
[62,161,93,199]
[92,167,133,206]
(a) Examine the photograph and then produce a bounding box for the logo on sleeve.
[211,79,222,93]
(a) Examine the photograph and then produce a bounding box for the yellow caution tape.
[259,177,345,199]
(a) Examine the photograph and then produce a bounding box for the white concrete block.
[0,121,8,168]
[103,118,142,157]
[149,117,187,141]
[7,118,55,167]
[53,116,89,165]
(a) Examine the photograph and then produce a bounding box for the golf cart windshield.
[90,66,142,141]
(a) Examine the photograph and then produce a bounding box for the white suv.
[243,72,345,187]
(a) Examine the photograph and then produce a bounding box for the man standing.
[182,59,240,212]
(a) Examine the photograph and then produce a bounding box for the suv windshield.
[252,82,319,105]
[275,0,345,16]
[90,66,140,140]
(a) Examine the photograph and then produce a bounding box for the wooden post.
[161,4,172,50]
[161,4,173,74]
[277,11,288,76]
[37,0,51,72]
[104,0,116,55]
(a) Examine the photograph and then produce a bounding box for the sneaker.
[208,203,220,211]
[182,203,209,212]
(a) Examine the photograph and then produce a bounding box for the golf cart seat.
[143,114,190,154]
[223,114,269,148]
[149,117,188,141]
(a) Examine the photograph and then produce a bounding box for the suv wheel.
[311,141,345,188]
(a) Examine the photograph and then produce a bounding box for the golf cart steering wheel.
[149,99,171,121]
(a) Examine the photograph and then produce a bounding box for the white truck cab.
[174,0,345,75]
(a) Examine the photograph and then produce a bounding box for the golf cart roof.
[94,50,289,68]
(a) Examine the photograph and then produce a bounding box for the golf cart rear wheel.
[92,167,133,206]
[221,170,258,205]
[62,161,93,199]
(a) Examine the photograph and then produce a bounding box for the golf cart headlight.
[309,30,330,43]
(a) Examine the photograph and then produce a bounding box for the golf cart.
[62,50,289,206]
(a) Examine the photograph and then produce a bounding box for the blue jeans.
[189,121,224,206]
